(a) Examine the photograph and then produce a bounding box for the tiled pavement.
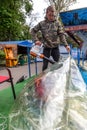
[0,62,42,90]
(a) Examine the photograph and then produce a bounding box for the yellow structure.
[4,47,18,67]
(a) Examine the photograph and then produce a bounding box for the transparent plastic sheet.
[9,56,87,130]
[0,113,7,130]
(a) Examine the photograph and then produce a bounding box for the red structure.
[0,68,16,100]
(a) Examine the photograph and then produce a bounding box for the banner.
[60,7,87,31]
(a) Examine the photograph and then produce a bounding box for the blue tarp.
[0,40,33,48]
[60,7,87,26]
[0,40,34,77]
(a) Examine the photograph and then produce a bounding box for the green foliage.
[21,25,32,39]
[0,50,5,60]
[0,0,33,41]
[25,1,33,14]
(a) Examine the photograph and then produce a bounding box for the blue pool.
[80,68,87,86]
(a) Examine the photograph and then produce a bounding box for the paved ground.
[0,62,43,90]
[0,59,87,90]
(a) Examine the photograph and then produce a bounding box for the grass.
[0,76,35,130]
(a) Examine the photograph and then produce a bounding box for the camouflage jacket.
[31,18,68,48]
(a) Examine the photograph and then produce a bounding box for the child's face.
[46,9,55,21]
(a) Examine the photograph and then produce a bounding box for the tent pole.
[27,47,31,77]
[35,58,38,75]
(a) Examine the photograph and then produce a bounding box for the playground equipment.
[4,46,18,67]
[0,68,16,100]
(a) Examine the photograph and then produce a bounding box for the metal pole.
[77,48,80,67]
[35,58,38,75]
[27,47,31,77]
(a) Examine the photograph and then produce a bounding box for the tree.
[45,0,77,16]
[0,0,33,41]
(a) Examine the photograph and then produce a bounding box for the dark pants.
[42,46,60,71]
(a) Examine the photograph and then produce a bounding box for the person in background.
[31,6,70,71]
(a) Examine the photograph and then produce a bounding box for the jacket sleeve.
[31,23,41,42]
[57,22,68,46]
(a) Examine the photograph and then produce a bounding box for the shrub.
[0,50,5,60]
